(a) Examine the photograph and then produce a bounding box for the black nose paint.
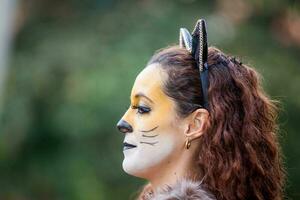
[116,119,133,133]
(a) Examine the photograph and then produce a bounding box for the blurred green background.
[0,0,299,199]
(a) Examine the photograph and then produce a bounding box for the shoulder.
[144,179,216,200]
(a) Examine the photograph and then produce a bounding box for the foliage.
[0,0,299,199]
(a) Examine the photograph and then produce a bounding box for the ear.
[179,28,192,52]
[184,108,209,140]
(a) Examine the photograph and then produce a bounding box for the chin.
[122,157,156,179]
[122,159,143,178]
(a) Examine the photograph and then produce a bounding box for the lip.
[123,142,137,151]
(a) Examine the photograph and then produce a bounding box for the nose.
[116,119,133,133]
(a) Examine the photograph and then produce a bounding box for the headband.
[179,19,209,110]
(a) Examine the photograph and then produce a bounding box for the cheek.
[141,133,176,163]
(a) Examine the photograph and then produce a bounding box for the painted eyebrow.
[134,92,154,104]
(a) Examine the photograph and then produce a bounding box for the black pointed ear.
[191,19,208,72]
[179,28,192,52]
[191,19,209,110]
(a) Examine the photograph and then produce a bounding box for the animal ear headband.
[179,19,209,110]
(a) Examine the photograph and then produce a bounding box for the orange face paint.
[122,63,176,132]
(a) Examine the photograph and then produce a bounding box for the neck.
[148,142,201,193]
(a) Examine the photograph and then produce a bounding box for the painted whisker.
[139,126,159,133]
[142,134,158,138]
[140,141,158,146]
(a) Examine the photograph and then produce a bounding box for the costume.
[117,18,217,200]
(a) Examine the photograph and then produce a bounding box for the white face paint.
[120,63,186,179]
[122,128,176,176]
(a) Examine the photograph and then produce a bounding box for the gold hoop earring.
[185,137,191,149]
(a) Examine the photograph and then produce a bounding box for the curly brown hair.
[137,46,285,200]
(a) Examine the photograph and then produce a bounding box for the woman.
[116,19,285,200]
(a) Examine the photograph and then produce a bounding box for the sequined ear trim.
[179,28,192,52]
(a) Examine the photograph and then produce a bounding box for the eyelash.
[132,105,151,114]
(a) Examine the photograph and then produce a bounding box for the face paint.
[119,63,186,179]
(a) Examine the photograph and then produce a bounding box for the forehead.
[131,63,168,102]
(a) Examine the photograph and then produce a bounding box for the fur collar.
[143,179,216,200]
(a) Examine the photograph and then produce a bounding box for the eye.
[132,105,151,114]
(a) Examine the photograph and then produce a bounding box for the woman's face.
[117,63,186,179]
